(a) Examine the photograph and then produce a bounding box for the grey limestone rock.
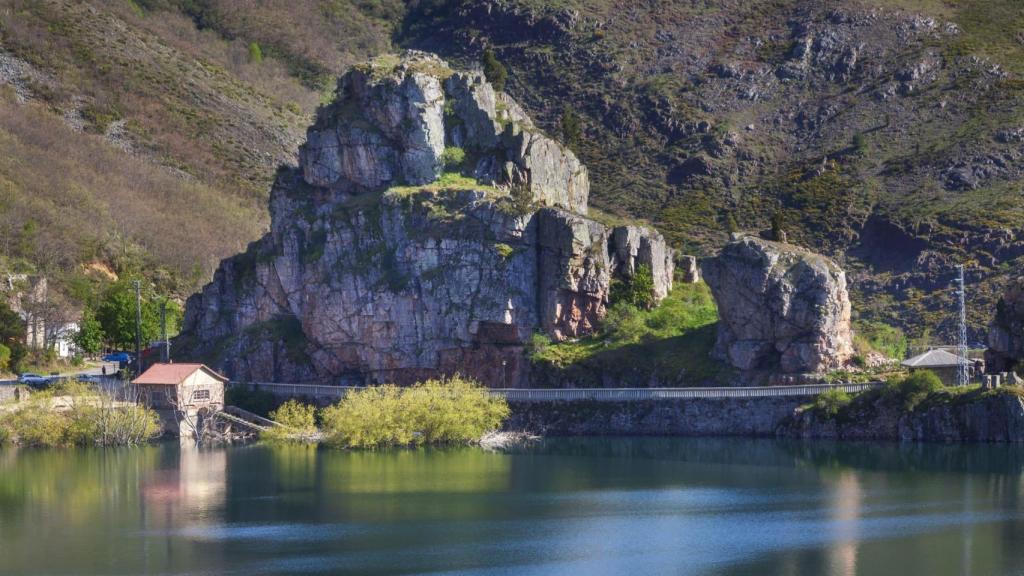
[702,235,853,373]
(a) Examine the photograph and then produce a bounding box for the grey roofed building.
[901,348,966,368]
[902,348,970,386]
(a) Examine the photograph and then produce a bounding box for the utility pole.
[133,279,142,377]
[160,299,170,363]
[956,265,969,387]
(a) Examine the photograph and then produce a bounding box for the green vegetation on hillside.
[530,281,727,386]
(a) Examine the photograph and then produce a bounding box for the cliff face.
[176,51,673,385]
[702,235,853,374]
[986,277,1024,373]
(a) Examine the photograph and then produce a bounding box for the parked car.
[102,352,132,364]
[18,373,51,388]
[78,374,103,384]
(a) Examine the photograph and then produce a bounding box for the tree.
[724,212,740,234]
[73,310,104,355]
[0,301,27,372]
[771,211,786,242]
[248,42,263,64]
[94,280,162,350]
[560,105,582,150]
[481,48,508,92]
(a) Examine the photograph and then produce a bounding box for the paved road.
[0,362,122,386]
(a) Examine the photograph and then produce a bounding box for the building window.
[194,389,210,401]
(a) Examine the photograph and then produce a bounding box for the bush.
[885,370,945,411]
[481,48,508,92]
[262,399,318,442]
[248,41,264,64]
[610,264,656,310]
[0,383,160,447]
[441,146,466,170]
[560,105,582,149]
[320,375,509,449]
[0,343,11,372]
[812,388,851,419]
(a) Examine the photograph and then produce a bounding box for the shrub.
[885,370,945,411]
[0,343,11,372]
[812,388,851,419]
[442,146,466,170]
[320,375,509,449]
[248,42,264,64]
[481,48,508,92]
[611,265,656,310]
[560,105,582,149]
[262,399,318,442]
[0,382,159,447]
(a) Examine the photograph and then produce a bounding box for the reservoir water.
[3,438,1024,575]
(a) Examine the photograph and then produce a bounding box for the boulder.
[702,235,853,373]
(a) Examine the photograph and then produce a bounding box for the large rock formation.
[702,235,853,373]
[176,51,672,386]
[986,277,1024,373]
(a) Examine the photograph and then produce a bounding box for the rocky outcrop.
[176,51,673,386]
[986,277,1024,372]
[702,235,853,373]
[782,389,1024,443]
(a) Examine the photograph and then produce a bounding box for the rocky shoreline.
[505,387,1024,443]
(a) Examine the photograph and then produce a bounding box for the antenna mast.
[956,264,969,387]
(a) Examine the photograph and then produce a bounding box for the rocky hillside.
[175,52,674,385]
[2,0,1024,343]
[402,0,1024,342]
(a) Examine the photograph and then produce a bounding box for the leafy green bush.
[610,264,656,309]
[0,343,11,372]
[0,383,160,447]
[811,388,851,419]
[262,399,318,442]
[441,146,466,170]
[320,375,509,449]
[560,105,582,149]
[885,370,945,411]
[481,48,508,92]
[248,41,264,63]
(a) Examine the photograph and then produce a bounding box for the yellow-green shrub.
[320,376,509,449]
[0,382,160,447]
[262,399,318,442]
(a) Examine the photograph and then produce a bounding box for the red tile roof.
[131,363,228,386]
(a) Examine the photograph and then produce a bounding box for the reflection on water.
[2,438,1024,575]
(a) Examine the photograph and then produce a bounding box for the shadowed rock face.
[176,51,672,386]
[986,277,1024,373]
[702,235,853,374]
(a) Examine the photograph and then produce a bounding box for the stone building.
[132,363,226,411]
[901,349,969,386]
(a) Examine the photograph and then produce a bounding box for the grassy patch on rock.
[529,281,730,386]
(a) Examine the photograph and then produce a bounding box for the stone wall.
[505,397,810,437]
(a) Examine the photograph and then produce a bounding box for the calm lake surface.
[3,438,1024,576]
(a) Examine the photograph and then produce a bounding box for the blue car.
[102,352,132,365]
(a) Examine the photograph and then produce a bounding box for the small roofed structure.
[902,349,970,386]
[132,363,227,412]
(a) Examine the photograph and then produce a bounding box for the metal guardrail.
[232,381,882,402]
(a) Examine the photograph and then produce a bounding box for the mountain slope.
[400,0,1024,341]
